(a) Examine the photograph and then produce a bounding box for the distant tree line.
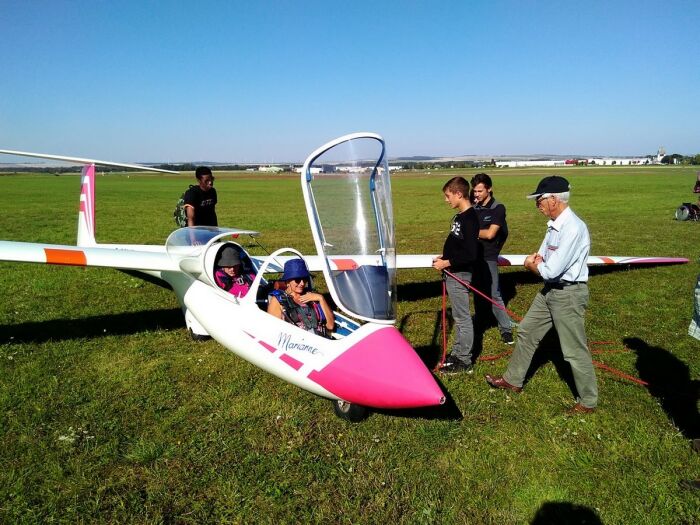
[399,160,492,170]
[661,154,700,165]
[0,163,259,174]
[156,163,257,172]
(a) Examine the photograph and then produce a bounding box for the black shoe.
[501,332,514,345]
[440,356,473,374]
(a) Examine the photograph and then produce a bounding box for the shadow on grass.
[624,336,700,440]
[393,312,462,421]
[531,501,602,525]
[397,279,443,302]
[396,263,684,304]
[398,310,452,369]
[1,308,184,344]
[396,270,540,304]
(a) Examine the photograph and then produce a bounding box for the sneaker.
[440,356,473,374]
[501,332,514,345]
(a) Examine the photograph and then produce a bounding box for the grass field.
[1,165,699,524]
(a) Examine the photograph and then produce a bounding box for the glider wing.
[0,240,178,271]
[295,253,689,272]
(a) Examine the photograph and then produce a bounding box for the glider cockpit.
[165,227,261,291]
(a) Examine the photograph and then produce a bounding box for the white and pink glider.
[0,134,688,421]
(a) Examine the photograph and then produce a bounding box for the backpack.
[174,185,195,227]
[675,203,700,221]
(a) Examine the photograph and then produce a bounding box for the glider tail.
[77,164,96,246]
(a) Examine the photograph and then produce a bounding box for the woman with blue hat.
[267,258,334,337]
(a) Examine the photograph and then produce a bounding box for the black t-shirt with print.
[442,207,480,273]
[184,185,218,226]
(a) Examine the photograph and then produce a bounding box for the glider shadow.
[1,308,184,345]
[397,262,684,304]
[391,310,462,420]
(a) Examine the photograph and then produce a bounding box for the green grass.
[1,166,699,524]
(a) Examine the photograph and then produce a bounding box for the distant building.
[495,160,568,168]
[258,165,284,173]
[586,158,650,166]
[496,156,652,168]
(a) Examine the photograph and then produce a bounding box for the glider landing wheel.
[188,328,211,342]
[332,400,369,422]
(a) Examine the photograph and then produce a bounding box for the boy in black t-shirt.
[432,177,480,372]
[184,166,218,226]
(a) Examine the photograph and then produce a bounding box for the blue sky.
[1,1,698,163]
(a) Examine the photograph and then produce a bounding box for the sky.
[1,1,699,163]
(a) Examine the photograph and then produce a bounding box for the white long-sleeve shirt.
[536,206,590,283]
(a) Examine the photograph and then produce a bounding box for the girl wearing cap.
[214,246,255,298]
[267,259,335,337]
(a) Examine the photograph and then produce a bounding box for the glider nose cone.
[308,326,445,409]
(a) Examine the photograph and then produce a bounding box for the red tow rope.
[437,270,649,387]
[440,279,448,369]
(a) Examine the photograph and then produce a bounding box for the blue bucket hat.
[281,258,310,281]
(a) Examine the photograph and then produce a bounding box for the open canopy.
[165,227,259,254]
[301,133,396,323]
[165,227,260,278]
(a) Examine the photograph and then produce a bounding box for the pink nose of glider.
[308,326,445,409]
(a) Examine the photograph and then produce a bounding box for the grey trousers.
[485,259,513,335]
[503,283,598,408]
[445,271,474,364]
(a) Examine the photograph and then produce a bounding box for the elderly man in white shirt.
[485,176,598,414]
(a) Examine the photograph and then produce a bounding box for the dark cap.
[527,176,570,199]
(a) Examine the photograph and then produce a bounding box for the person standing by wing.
[485,176,598,414]
[184,166,218,227]
[433,177,481,373]
[471,173,514,345]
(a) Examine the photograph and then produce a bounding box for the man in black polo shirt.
[184,166,218,226]
[471,173,514,344]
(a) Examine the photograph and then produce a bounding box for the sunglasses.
[535,195,550,208]
[288,277,307,284]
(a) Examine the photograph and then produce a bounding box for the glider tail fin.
[77,164,96,246]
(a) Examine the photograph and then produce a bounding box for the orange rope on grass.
[438,270,649,387]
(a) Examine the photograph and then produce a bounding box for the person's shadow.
[531,501,602,525]
[624,337,700,441]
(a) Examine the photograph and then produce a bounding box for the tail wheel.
[332,400,369,422]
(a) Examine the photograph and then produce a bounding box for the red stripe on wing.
[44,248,87,266]
[331,258,358,270]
